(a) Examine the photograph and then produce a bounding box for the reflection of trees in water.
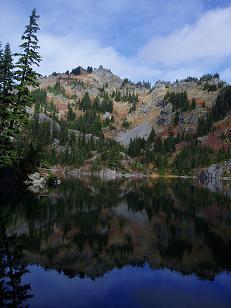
[0,226,33,307]
[1,178,231,281]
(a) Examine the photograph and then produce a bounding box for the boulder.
[28,172,40,181]
[26,173,47,193]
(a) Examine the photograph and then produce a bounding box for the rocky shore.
[198,160,231,183]
[25,171,61,193]
[67,168,147,180]
[21,160,231,194]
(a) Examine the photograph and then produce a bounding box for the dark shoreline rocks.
[67,168,147,180]
[198,160,231,183]
[25,172,61,193]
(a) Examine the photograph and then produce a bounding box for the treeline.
[44,76,138,114]
[197,86,231,137]
[128,129,196,158]
[16,114,101,168]
[70,66,93,75]
[182,73,220,83]
[15,83,125,168]
[172,142,231,175]
[79,91,113,114]
[17,110,123,169]
[111,89,138,111]
[47,80,66,96]
[68,109,103,137]
[164,91,196,112]
[31,88,58,118]
[127,128,231,174]
[121,78,152,90]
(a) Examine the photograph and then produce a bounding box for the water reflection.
[0,178,231,306]
[0,228,33,306]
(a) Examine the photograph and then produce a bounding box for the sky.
[1,0,231,83]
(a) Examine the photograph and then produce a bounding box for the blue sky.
[1,0,231,83]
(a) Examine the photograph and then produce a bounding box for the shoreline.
[54,167,229,181]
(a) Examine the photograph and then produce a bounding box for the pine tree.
[191,98,196,110]
[0,41,3,92]
[147,128,156,144]
[13,8,42,128]
[67,103,76,122]
[1,43,14,95]
[0,43,15,131]
[79,92,91,111]
[0,43,15,166]
[87,66,93,73]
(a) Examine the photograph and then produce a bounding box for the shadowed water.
[0,178,231,307]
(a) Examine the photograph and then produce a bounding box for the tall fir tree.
[0,41,4,127]
[13,8,42,128]
[0,43,16,166]
[0,43,15,134]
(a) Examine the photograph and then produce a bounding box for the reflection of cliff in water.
[198,177,231,199]
[1,178,231,281]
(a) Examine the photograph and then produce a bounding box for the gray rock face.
[199,160,231,184]
[103,112,112,120]
[157,103,173,126]
[38,113,60,133]
[199,164,223,183]
[199,161,231,197]
[140,103,150,114]
[68,129,100,142]
[92,65,122,88]
[28,172,40,181]
[115,123,152,146]
[154,80,170,88]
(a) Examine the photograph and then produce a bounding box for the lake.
[1,177,231,307]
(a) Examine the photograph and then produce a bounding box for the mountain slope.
[26,67,231,176]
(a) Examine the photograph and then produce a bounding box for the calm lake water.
[1,178,231,307]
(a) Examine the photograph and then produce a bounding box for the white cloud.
[39,33,159,81]
[1,2,231,84]
[220,67,231,83]
[139,7,231,68]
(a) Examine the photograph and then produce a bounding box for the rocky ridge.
[38,69,224,145]
[30,67,231,179]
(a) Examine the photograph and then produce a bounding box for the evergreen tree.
[212,86,231,121]
[0,43,15,133]
[147,128,156,144]
[66,103,76,122]
[79,92,91,111]
[191,98,196,110]
[0,43,15,166]
[0,41,3,93]
[87,66,93,73]
[13,9,42,129]
[71,66,81,75]
[164,91,190,112]
[122,118,129,129]
[173,111,180,126]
